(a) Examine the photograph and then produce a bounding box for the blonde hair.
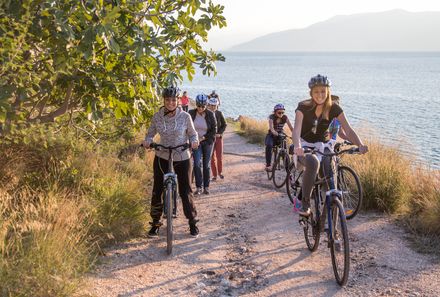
[304,86,332,120]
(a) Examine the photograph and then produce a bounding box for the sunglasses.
[196,104,207,108]
[276,111,285,115]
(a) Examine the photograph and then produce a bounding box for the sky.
[205,0,440,50]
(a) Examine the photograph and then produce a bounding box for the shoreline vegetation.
[0,125,154,296]
[234,115,440,252]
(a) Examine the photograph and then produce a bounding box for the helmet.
[273,103,285,111]
[162,86,180,98]
[208,97,219,106]
[308,74,331,89]
[195,94,208,105]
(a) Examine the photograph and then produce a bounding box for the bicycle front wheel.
[272,150,290,188]
[329,197,350,286]
[337,165,362,220]
[165,183,174,255]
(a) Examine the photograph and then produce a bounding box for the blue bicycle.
[298,146,359,286]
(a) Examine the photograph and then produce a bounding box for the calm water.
[183,52,440,167]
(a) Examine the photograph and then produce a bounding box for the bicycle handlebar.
[303,146,359,157]
[140,142,190,151]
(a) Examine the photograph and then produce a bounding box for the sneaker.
[219,174,224,179]
[298,208,311,217]
[212,176,217,181]
[147,223,160,238]
[189,222,199,238]
[195,187,203,195]
[203,188,210,195]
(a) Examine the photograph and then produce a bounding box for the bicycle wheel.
[266,148,277,180]
[286,164,302,204]
[329,197,350,286]
[303,188,320,252]
[272,150,290,188]
[165,183,174,255]
[337,166,362,220]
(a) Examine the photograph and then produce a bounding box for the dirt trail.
[83,127,440,297]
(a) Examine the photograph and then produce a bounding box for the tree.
[0,0,226,128]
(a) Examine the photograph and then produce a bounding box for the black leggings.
[150,156,197,223]
[298,148,334,210]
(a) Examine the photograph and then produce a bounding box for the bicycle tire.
[272,150,289,188]
[266,148,277,180]
[329,197,350,286]
[337,165,362,220]
[286,164,302,204]
[165,183,174,255]
[303,188,320,252]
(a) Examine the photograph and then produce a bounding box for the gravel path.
[82,127,440,297]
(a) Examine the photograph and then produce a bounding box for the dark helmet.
[195,94,208,105]
[308,74,331,89]
[162,86,180,98]
[273,103,285,111]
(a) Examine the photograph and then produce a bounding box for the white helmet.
[208,97,219,106]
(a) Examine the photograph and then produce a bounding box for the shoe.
[203,188,210,195]
[265,166,272,172]
[212,176,217,181]
[173,212,177,218]
[219,174,224,179]
[147,223,161,238]
[298,208,311,217]
[189,221,199,238]
[195,187,202,195]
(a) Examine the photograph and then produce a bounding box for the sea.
[182,52,440,168]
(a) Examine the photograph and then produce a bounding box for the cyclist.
[180,91,190,112]
[292,74,368,217]
[328,95,349,140]
[189,94,217,195]
[207,97,227,180]
[143,86,200,238]
[209,90,221,106]
[265,103,294,171]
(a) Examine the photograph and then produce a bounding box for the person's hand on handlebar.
[294,147,304,157]
[359,144,368,154]
[142,140,151,149]
[191,141,199,150]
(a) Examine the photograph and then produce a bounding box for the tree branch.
[29,82,75,123]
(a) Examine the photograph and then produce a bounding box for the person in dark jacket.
[188,94,217,194]
[207,97,227,180]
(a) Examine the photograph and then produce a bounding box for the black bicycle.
[271,133,290,188]
[298,147,359,286]
[150,142,189,255]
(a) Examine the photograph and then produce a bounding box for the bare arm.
[268,119,278,136]
[292,111,304,156]
[337,112,368,153]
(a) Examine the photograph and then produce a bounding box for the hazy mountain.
[229,10,440,51]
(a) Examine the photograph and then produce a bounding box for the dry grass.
[0,128,153,296]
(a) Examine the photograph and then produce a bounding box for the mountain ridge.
[229,10,440,51]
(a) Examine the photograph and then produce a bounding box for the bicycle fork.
[163,173,178,214]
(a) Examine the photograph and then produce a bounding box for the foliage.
[0,126,153,295]
[0,0,226,127]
